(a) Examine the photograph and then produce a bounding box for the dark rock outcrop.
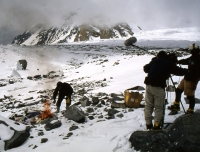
[12,32,32,45]
[129,110,200,152]
[0,120,30,151]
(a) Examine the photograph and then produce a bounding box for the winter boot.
[168,101,180,111]
[186,108,194,114]
[146,124,153,131]
[187,95,195,109]
[185,96,195,114]
[56,106,60,113]
[153,122,161,130]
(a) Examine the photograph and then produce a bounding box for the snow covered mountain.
[12,23,134,46]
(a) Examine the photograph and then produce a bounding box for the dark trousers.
[56,94,72,108]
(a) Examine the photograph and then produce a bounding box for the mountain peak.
[12,23,134,45]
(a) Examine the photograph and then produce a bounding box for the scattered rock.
[66,132,73,137]
[88,116,95,120]
[128,108,134,112]
[116,113,124,118]
[80,96,91,107]
[44,120,62,131]
[106,115,115,119]
[92,97,99,105]
[108,109,120,116]
[24,97,33,100]
[69,124,79,131]
[86,107,94,113]
[100,100,106,105]
[96,104,102,108]
[98,115,103,119]
[33,145,38,149]
[38,131,44,136]
[34,75,42,79]
[41,138,48,143]
[27,76,33,80]
[111,102,126,109]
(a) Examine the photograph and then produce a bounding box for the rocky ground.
[0,44,191,151]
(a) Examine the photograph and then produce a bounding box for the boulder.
[0,116,30,151]
[129,131,170,152]
[129,110,200,152]
[64,105,85,123]
[44,119,62,131]
[18,60,27,70]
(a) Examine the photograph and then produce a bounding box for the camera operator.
[168,44,200,114]
[143,51,187,130]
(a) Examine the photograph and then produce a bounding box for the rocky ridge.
[12,23,134,46]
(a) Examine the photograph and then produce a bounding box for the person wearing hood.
[143,51,187,130]
[168,44,200,114]
[53,81,73,113]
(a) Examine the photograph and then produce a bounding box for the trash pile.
[10,99,55,125]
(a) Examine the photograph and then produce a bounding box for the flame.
[39,100,54,120]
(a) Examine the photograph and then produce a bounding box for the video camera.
[167,52,178,63]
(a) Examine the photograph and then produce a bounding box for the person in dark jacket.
[53,81,73,113]
[168,44,200,114]
[144,51,187,130]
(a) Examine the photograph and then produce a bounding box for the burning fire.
[39,100,54,120]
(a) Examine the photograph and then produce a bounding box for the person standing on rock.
[143,51,187,130]
[168,44,200,114]
[53,81,73,113]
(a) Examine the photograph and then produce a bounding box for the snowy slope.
[0,27,200,152]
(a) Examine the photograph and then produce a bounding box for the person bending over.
[53,81,73,113]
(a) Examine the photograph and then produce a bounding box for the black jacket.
[53,82,73,101]
[144,57,187,88]
[178,55,200,81]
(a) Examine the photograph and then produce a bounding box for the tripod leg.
[170,76,186,114]
[161,78,169,129]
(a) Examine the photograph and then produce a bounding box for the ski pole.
[170,76,186,113]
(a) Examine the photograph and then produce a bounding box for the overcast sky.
[0,0,199,44]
